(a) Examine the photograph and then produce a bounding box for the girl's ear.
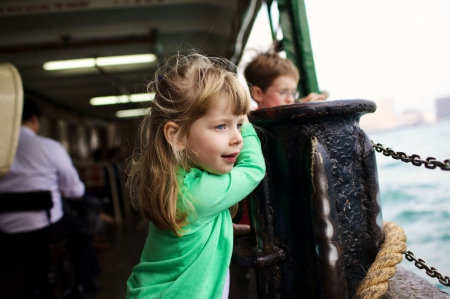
[250,86,263,104]
[164,122,186,151]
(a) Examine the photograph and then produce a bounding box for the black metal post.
[232,99,383,299]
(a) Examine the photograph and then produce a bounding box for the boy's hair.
[244,50,299,92]
[22,98,42,123]
[127,51,250,235]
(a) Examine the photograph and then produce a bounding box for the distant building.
[436,97,450,121]
[398,110,423,127]
[360,98,398,132]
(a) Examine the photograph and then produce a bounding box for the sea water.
[365,119,450,292]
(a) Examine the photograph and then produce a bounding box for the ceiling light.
[44,58,96,70]
[90,93,154,106]
[96,54,155,66]
[43,54,157,71]
[116,108,150,118]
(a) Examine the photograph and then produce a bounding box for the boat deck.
[91,212,148,299]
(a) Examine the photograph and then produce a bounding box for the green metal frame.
[268,0,320,97]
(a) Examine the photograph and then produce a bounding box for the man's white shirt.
[0,127,85,233]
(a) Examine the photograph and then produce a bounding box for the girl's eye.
[237,124,243,130]
[216,124,226,130]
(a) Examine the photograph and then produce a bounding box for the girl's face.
[186,99,245,175]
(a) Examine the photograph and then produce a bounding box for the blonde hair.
[127,51,250,235]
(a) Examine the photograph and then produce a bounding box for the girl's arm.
[180,123,265,220]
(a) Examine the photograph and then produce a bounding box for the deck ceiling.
[0,0,261,121]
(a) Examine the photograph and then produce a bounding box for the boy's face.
[253,76,298,109]
[186,100,245,175]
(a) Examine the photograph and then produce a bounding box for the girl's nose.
[231,128,243,145]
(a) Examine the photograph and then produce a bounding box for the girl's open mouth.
[222,153,239,163]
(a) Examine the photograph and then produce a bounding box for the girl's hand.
[233,223,251,237]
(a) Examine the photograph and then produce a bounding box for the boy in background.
[244,50,327,109]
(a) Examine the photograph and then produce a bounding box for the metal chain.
[403,251,450,286]
[371,143,450,286]
[371,141,450,171]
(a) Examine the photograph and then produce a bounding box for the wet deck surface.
[91,212,148,299]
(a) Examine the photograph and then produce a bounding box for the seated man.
[244,50,327,109]
[0,99,85,298]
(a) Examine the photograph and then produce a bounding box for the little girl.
[126,52,266,298]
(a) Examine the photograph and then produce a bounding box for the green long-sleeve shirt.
[126,123,265,299]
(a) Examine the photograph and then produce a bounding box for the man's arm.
[54,143,85,198]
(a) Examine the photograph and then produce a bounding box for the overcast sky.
[240,1,450,116]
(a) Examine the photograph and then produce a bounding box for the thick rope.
[354,222,407,299]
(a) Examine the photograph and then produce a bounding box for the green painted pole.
[276,0,320,97]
